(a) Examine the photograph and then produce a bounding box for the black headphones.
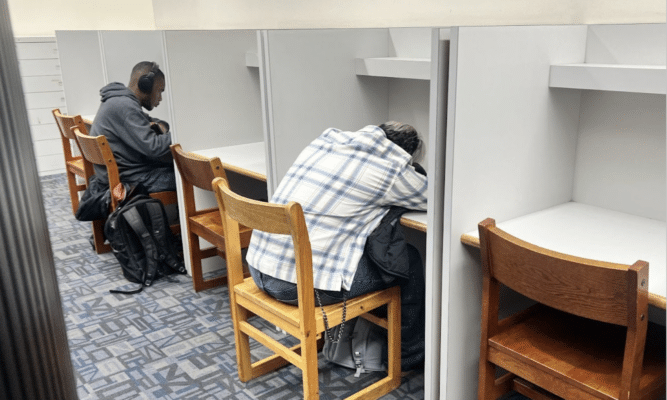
[138,62,158,94]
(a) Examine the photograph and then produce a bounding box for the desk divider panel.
[263,28,392,185]
[164,30,265,277]
[264,28,435,186]
[56,31,105,117]
[442,25,587,400]
[423,28,451,400]
[164,30,263,150]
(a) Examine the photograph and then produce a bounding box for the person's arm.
[382,164,428,211]
[121,108,172,161]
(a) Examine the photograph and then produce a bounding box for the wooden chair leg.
[387,292,401,384]
[91,219,111,254]
[478,359,499,400]
[66,170,81,215]
[300,330,320,400]
[233,307,255,383]
[190,233,228,292]
[346,293,402,400]
[189,231,205,291]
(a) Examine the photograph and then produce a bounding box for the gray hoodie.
[90,82,172,184]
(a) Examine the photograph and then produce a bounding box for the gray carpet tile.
[42,173,433,400]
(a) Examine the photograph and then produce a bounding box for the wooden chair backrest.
[213,176,316,321]
[478,218,648,327]
[72,126,122,210]
[52,108,87,155]
[171,143,227,192]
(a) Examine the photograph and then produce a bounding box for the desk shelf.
[549,63,666,94]
[355,57,431,80]
[460,202,666,309]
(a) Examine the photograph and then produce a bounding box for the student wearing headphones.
[90,61,175,193]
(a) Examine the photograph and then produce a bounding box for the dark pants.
[126,166,176,193]
[248,244,426,370]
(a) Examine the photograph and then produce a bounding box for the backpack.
[104,192,186,294]
[322,317,387,377]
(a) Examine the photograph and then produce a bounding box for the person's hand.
[157,122,168,133]
[150,122,168,135]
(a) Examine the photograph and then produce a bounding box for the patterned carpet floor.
[42,173,428,400]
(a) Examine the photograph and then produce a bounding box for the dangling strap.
[145,202,185,274]
[316,290,347,343]
[122,206,159,286]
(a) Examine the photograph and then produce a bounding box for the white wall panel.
[27,108,64,125]
[21,75,64,93]
[33,138,63,157]
[18,59,60,76]
[30,123,60,141]
[24,91,66,110]
[16,41,58,60]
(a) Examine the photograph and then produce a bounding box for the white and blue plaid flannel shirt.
[246,125,428,291]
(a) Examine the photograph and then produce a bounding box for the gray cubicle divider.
[164,30,263,150]
[441,24,666,399]
[56,30,105,117]
[424,28,451,400]
[163,30,265,277]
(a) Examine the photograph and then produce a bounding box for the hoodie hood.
[100,82,139,104]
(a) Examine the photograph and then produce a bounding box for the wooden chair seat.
[189,209,253,249]
[489,304,666,400]
[66,157,85,176]
[235,277,396,336]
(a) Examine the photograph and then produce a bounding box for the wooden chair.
[72,126,179,252]
[170,143,253,292]
[477,218,666,400]
[213,176,402,400]
[52,109,87,215]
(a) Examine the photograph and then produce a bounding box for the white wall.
[7,0,155,37]
[8,0,666,38]
[152,0,665,30]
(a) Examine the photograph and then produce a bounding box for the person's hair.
[129,61,165,85]
[379,121,423,161]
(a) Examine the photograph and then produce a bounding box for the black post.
[0,0,78,398]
